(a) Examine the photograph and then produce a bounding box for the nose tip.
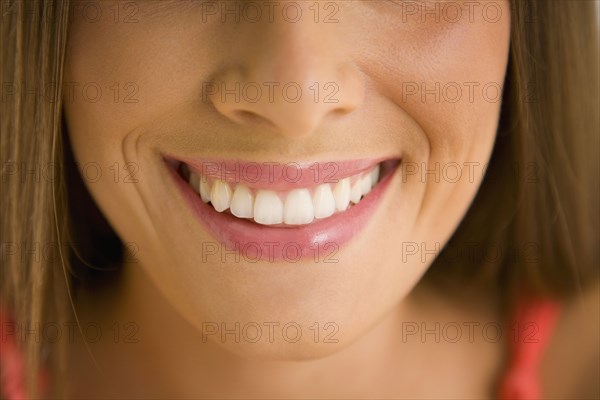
[203,1,366,140]
[208,66,364,138]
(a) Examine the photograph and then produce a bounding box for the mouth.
[165,156,401,261]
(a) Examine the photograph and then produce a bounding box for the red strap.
[497,299,562,399]
[0,305,50,399]
[0,305,28,399]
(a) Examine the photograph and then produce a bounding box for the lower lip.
[167,163,398,262]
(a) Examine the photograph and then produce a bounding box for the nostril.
[231,110,277,130]
[234,110,260,121]
[332,106,353,117]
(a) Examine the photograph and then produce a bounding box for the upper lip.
[165,156,394,191]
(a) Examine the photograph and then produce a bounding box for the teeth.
[210,180,232,212]
[370,164,380,185]
[312,184,336,219]
[199,177,211,203]
[187,163,384,226]
[332,177,350,212]
[360,174,372,196]
[254,190,283,225]
[284,189,314,225]
[350,179,363,204]
[189,173,200,191]
[230,185,254,218]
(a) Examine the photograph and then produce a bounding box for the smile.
[165,157,401,260]
[184,163,382,226]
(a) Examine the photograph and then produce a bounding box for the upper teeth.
[187,164,381,226]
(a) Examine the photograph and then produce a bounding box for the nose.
[205,3,365,139]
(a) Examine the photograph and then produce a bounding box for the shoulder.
[541,280,600,399]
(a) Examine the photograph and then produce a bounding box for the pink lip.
[166,156,388,191]
[166,158,399,262]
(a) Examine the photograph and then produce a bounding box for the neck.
[68,259,502,398]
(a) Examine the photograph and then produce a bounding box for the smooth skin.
[60,1,599,398]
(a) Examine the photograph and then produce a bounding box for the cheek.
[360,9,511,151]
[62,11,217,241]
[63,35,187,146]
[63,6,219,158]
[356,3,511,237]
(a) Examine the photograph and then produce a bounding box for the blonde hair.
[2,0,71,396]
[1,0,598,396]
[425,0,600,310]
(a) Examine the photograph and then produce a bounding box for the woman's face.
[64,0,510,358]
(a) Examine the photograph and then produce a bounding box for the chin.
[201,326,358,362]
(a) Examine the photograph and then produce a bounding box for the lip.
[165,156,389,191]
[166,158,400,262]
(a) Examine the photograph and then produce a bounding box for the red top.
[497,298,562,399]
[1,300,562,399]
[1,305,28,399]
